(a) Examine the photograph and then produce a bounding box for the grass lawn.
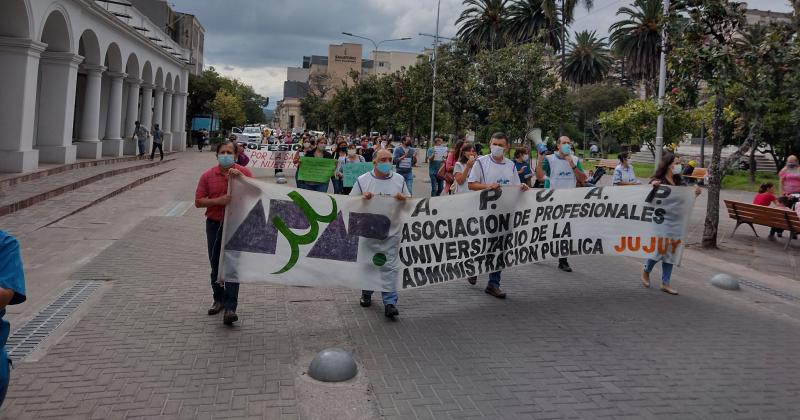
[720,170,779,192]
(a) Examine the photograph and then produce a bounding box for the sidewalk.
[2,155,800,419]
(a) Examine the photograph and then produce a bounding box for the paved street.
[2,151,800,419]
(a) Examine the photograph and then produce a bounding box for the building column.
[171,92,183,151]
[0,37,45,173]
[161,89,173,151]
[102,71,126,156]
[123,77,141,155]
[177,92,188,151]
[35,51,83,164]
[152,87,164,131]
[75,64,107,159]
[139,83,154,155]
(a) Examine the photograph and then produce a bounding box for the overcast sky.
[169,0,793,108]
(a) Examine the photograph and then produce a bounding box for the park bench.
[597,159,618,171]
[723,200,799,249]
[684,167,708,183]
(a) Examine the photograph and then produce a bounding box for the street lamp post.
[654,0,670,169]
[341,32,412,76]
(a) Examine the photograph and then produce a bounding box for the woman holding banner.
[294,138,333,193]
[195,141,254,325]
[642,150,701,295]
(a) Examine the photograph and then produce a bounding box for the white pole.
[654,0,670,168]
[429,0,440,146]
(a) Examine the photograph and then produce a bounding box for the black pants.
[559,257,569,267]
[150,142,163,160]
[205,219,239,310]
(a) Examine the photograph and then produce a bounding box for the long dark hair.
[758,183,773,193]
[452,139,466,162]
[651,150,678,183]
[458,143,475,164]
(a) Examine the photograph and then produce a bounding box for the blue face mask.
[376,162,392,174]
[218,154,234,168]
[560,144,571,155]
[368,142,374,148]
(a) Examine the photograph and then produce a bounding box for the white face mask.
[347,149,356,156]
[303,142,311,149]
[490,145,505,158]
[672,164,683,174]
[522,155,530,162]
[380,141,387,149]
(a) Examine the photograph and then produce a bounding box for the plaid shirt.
[195,164,253,221]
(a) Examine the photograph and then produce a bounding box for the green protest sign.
[343,162,373,187]
[298,157,337,183]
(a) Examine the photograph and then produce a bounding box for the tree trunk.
[702,94,725,249]
[748,146,757,183]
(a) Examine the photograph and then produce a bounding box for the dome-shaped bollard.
[276,176,287,184]
[308,348,358,382]
[711,273,740,291]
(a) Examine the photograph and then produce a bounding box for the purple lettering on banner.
[307,212,359,261]
[225,199,310,254]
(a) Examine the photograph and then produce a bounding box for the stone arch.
[0,0,32,38]
[154,67,164,88]
[39,7,72,52]
[165,72,173,91]
[77,29,101,65]
[173,74,181,92]
[141,61,153,84]
[103,42,122,72]
[125,53,139,78]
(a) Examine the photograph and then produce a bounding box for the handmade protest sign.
[298,157,336,183]
[240,142,302,169]
[343,162,374,187]
[220,177,695,292]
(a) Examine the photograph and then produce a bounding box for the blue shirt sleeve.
[0,232,26,305]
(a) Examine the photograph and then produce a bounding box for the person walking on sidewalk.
[351,149,410,319]
[149,124,164,161]
[195,141,253,325]
[535,136,587,273]
[467,132,529,298]
[641,150,701,295]
[393,136,417,195]
[0,231,26,407]
[132,121,149,159]
[427,137,447,196]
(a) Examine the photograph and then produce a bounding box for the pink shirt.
[195,164,253,221]
[780,169,800,194]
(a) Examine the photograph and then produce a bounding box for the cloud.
[209,62,286,107]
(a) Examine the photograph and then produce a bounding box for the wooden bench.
[597,159,618,171]
[723,200,799,249]
[683,167,708,182]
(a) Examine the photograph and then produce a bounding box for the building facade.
[368,50,423,76]
[0,0,192,173]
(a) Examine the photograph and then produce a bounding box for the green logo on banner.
[271,191,337,274]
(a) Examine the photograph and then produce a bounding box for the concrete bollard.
[308,348,358,382]
[711,273,740,291]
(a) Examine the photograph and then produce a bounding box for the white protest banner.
[220,177,695,292]
[241,142,302,169]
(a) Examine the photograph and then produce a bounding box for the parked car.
[241,126,263,142]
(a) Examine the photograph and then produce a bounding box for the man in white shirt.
[536,136,587,272]
[350,149,409,319]
[468,132,529,299]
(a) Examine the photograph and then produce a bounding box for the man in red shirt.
[195,142,253,325]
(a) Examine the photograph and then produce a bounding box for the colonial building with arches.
[0,0,192,173]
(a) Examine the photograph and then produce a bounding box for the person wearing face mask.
[195,142,254,325]
[468,133,530,298]
[612,152,641,186]
[331,140,349,194]
[351,149,410,319]
[393,136,417,194]
[362,140,374,162]
[335,143,365,195]
[294,139,334,193]
[642,150,701,295]
[513,147,534,186]
[779,155,800,199]
[536,136,587,273]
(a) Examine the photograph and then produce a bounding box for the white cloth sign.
[433,146,448,161]
[241,143,302,169]
[220,177,695,292]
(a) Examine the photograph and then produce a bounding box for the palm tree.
[609,0,662,97]
[561,30,612,86]
[505,0,563,51]
[539,0,595,79]
[456,0,510,51]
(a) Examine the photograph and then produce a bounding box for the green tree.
[561,30,612,86]
[569,84,631,150]
[598,98,692,155]
[505,0,562,50]
[608,0,663,98]
[210,89,245,129]
[456,0,510,51]
[434,43,480,136]
[299,93,329,130]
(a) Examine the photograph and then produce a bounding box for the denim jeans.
[303,182,329,193]
[332,178,344,194]
[137,139,146,155]
[428,160,443,196]
[206,219,239,310]
[643,259,673,286]
[398,171,413,195]
[361,290,398,305]
[488,271,501,287]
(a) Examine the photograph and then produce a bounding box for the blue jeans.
[303,181,329,193]
[361,290,398,305]
[332,178,344,194]
[398,171,413,195]
[644,259,673,286]
[488,271,501,287]
[206,219,239,310]
[137,139,145,155]
[428,161,443,196]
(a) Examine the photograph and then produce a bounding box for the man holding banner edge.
[468,132,529,299]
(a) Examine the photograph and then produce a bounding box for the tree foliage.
[598,98,692,155]
[608,0,662,97]
[210,89,245,129]
[561,30,612,86]
[187,67,267,128]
